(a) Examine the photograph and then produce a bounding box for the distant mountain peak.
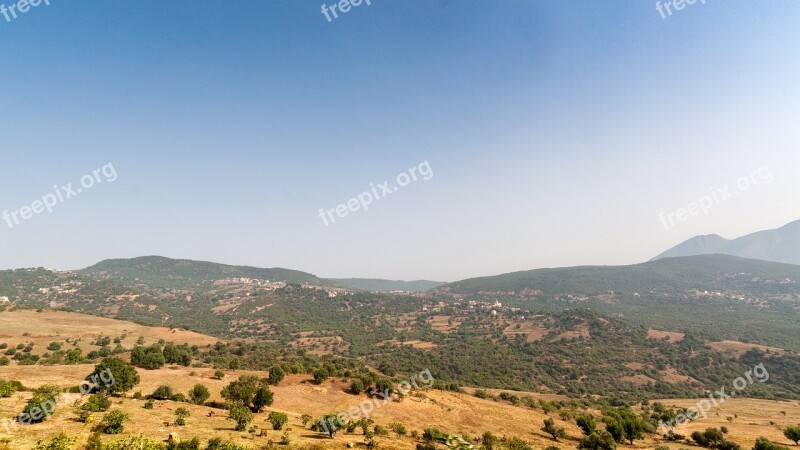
[652,220,800,265]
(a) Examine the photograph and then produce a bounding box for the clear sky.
[1,0,798,281]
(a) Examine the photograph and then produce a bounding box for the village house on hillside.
[0,296,10,304]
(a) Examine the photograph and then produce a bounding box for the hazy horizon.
[2,1,799,281]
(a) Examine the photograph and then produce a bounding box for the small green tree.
[34,432,75,450]
[268,365,285,385]
[253,386,274,412]
[214,369,225,380]
[268,411,289,430]
[189,383,210,405]
[149,385,173,400]
[174,407,190,426]
[301,414,313,427]
[22,385,61,423]
[576,414,597,435]
[785,427,800,446]
[542,418,567,441]
[228,401,254,431]
[101,410,129,434]
[351,378,365,395]
[86,358,140,395]
[755,437,792,450]
[578,432,617,450]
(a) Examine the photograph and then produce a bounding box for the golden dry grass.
[0,309,219,356]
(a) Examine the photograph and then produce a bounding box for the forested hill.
[81,255,335,289]
[441,255,800,295]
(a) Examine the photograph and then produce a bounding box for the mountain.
[81,255,333,289]
[652,219,800,264]
[442,254,800,295]
[328,278,446,292]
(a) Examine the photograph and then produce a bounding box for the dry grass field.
[0,310,797,450]
[0,309,219,355]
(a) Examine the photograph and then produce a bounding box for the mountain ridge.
[652,219,800,264]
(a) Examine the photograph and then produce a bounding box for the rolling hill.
[81,256,334,289]
[441,254,800,296]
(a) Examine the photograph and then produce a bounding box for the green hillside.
[444,254,800,295]
[82,256,333,289]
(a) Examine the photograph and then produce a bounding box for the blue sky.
[1,1,799,280]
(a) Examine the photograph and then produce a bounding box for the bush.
[101,410,129,434]
[34,432,74,450]
[82,393,111,412]
[150,385,173,400]
[268,411,289,430]
[143,399,154,409]
[351,378,365,394]
[227,401,254,431]
[542,418,566,441]
[22,385,61,423]
[579,432,617,450]
[189,383,210,405]
[268,365,285,385]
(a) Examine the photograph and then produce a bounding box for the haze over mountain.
[652,219,800,265]
[330,278,446,292]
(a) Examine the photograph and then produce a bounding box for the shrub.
[542,418,566,441]
[189,383,210,405]
[34,432,74,450]
[268,365,285,385]
[350,378,365,395]
[150,385,173,400]
[143,399,154,409]
[579,432,617,450]
[101,410,129,434]
[268,411,289,430]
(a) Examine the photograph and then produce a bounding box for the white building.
[0,296,9,304]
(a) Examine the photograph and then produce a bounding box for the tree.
[268,365,285,385]
[755,437,792,450]
[301,414,313,427]
[313,368,329,384]
[22,385,61,423]
[542,418,567,441]
[214,369,225,380]
[101,410,129,434]
[253,386,274,412]
[268,411,289,430]
[189,383,210,405]
[375,378,393,396]
[82,393,111,412]
[130,345,166,369]
[785,427,800,446]
[227,401,253,432]
[621,416,645,444]
[577,414,597,435]
[312,413,347,438]
[350,378,366,395]
[150,385,173,400]
[578,432,617,450]
[87,358,140,395]
[222,375,272,412]
[34,432,75,450]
